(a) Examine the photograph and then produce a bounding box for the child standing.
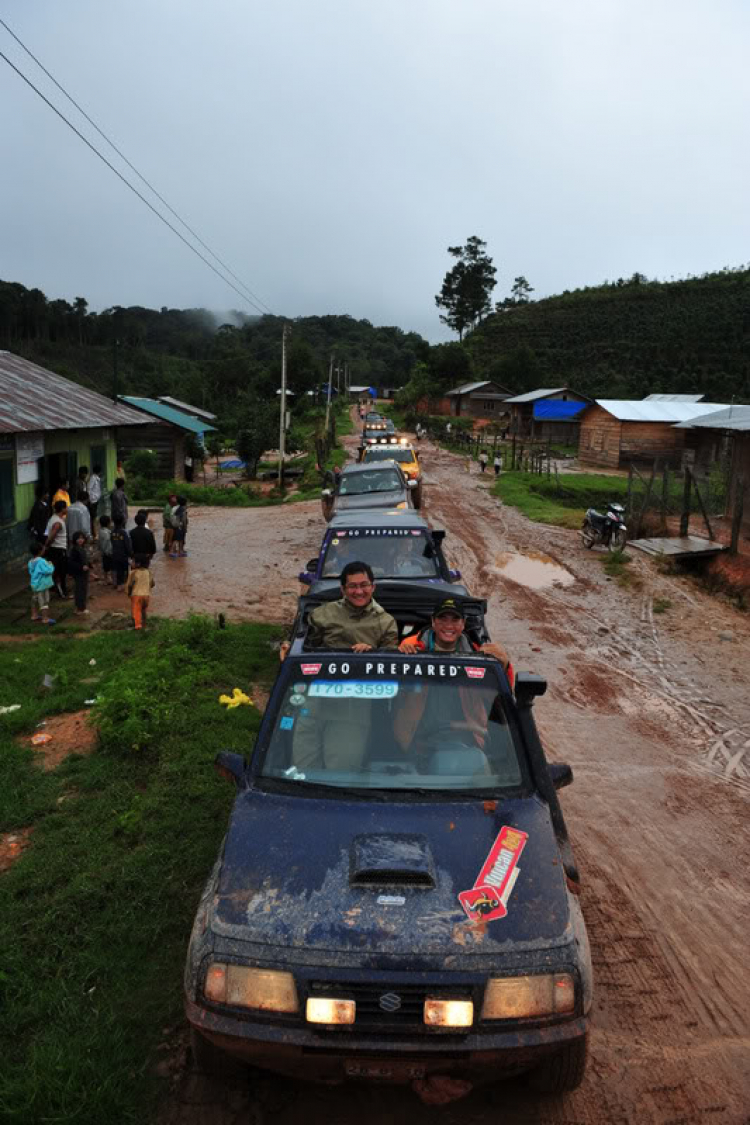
[110,516,133,591]
[170,495,189,558]
[494,452,502,476]
[28,543,56,625]
[98,514,114,584]
[67,531,90,615]
[162,492,177,553]
[126,554,155,630]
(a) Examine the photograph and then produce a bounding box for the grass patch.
[0,616,281,1123]
[652,596,673,614]
[493,471,629,529]
[600,548,641,588]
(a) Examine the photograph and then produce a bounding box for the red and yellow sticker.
[458,826,528,923]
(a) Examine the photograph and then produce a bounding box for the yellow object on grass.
[219,688,254,709]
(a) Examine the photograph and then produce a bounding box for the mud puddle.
[492,550,575,589]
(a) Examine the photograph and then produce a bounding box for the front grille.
[308,981,472,1033]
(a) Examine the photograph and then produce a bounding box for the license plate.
[345,1062,426,1080]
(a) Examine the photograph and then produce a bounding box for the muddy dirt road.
[162,427,750,1125]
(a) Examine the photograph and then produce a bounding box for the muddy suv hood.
[211,789,573,958]
[334,489,408,512]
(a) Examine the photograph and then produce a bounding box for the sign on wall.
[15,432,44,485]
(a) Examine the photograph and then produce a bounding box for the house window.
[483,401,495,411]
[0,456,15,524]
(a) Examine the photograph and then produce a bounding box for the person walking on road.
[127,554,155,630]
[162,492,178,553]
[494,452,502,476]
[130,510,157,560]
[479,450,488,473]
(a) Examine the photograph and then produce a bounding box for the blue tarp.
[533,400,588,420]
[220,459,246,470]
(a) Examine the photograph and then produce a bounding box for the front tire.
[526,1036,588,1094]
[610,527,627,551]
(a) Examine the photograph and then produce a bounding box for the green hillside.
[465,267,750,401]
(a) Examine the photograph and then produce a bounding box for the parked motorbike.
[581,502,627,550]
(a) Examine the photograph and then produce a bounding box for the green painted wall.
[1,428,118,578]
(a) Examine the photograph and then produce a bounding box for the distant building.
[0,351,151,574]
[117,397,217,480]
[578,399,729,469]
[443,380,513,421]
[504,387,593,439]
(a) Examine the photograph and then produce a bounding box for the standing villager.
[162,492,178,553]
[494,452,502,476]
[67,531,90,615]
[111,516,133,591]
[130,510,157,559]
[66,491,92,543]
[44,500,69,598]
[87,464,103,536]
[27,485,50,546]
[126,554,155,631]
[28,543,56,625]
[479,450,488,473]
[110,478,129,527]
[98,515,114,585]
[52,479,71,508]
[169,496,189,558]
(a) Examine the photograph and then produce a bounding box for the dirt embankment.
[160,424,750,1125]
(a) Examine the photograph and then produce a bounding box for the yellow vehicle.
[361,439,423,508]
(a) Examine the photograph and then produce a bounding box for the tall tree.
[510,276,534,304]
[435,236,497,341]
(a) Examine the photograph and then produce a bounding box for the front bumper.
[185,996,588,1084]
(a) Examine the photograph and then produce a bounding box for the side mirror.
[306,557,319,572]
[549,762,573,790]
[449,568,462,581]
[407,479,418,489]
[515,672,548,707]
[321,489,332,498]
[214,751,247,787]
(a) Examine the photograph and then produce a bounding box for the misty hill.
[466,267,750,402]
[0,280,428,426]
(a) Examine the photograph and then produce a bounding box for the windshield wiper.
[258,777,389,800]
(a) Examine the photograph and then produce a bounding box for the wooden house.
[117,397,217,480]
[443,380,512,421]
[676,405,750,544]
[504,387,593,439]
[578,399,729,469]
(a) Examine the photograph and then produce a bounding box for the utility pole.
[324,354,334,440]
[278,323,290,489]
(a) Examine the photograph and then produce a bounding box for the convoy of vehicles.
[361,440,423,507]
[185,407,593,1098]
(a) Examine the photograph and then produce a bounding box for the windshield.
[321,529,440,578]
[364,448,414,464]
[259,660,523,793]
[339,470,402,496]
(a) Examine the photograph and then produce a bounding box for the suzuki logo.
[379,992,402,1013]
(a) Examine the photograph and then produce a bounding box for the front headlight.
[481,973,575,1020]
[396,501,408,509]
[204,963,299,1013]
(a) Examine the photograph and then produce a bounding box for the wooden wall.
[619,421,687,466]
[116,422,185,480]
[578,406,622,467]
[729,432,750,541]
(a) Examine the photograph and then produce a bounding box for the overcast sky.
[2,0,749,342]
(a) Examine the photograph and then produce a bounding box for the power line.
[0,41,273,317]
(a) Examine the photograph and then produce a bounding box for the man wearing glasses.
[306,560,398,652]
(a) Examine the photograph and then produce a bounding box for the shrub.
[124,449,159,480]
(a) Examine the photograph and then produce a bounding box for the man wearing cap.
[399,597,512,680]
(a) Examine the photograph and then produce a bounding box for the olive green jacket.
[307,596,398,651]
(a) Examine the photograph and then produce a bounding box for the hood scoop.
[350,833,435,888]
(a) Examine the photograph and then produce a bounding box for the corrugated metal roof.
[674,405,750,431]
[119,396,217,433]
[446,380,497,396]
[0,351,153,433]
[158,395,217,420]
[594,400,730,423]
[504,387,568,404]
[643,393,705,402]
